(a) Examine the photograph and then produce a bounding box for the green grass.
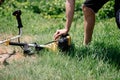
[0,10,120,80]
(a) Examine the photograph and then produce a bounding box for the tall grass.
[0,9,120,80]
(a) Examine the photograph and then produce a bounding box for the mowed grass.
[0,10,120,80]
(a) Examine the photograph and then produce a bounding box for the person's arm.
[54,0,75,40]
[65,0,75,32]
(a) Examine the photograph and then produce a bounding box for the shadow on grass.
[67,42,120,69]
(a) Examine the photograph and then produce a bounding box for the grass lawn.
[0,10,120,80]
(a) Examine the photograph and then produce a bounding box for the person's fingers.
[54,33,61,40]
[54,30,59,37]
[54,30,62,40]
[54,30,59,36]
[54,35,59,40]
[53,29,68,40]
[54,30,60,40]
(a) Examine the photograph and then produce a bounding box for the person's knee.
[82,5,88,12]
[82,5,95,16]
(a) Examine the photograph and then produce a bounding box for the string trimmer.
[0,10,71,55]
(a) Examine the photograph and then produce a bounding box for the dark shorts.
[115,0,120,13]
[84,0,109,13]
[84,0,120,28]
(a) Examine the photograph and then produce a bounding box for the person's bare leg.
[82,5,95,45]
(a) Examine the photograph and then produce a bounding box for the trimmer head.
[58,34,71,51]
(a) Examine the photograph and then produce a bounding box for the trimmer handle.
[13,10,23,28]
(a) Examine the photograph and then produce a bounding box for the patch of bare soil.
[0,46,25,68]
[0,35,36,68]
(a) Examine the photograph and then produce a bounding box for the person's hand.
[54,29,68,40]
